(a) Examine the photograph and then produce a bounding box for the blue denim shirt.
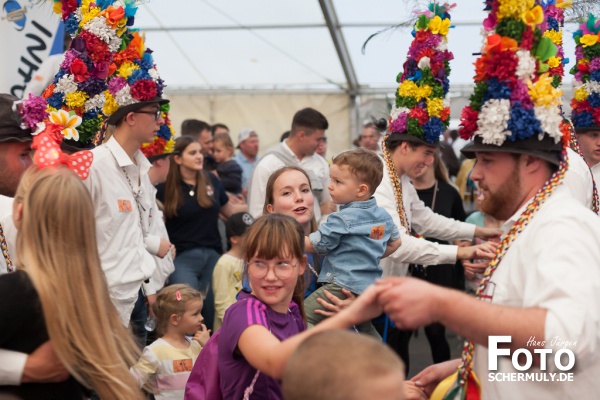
[309,197,400,294]
[234,152,259,191]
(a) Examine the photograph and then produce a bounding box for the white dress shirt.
[83,136,157,325]
[374,158,475,277]
[473,185,600,399]
[247,140,331,220]
[563,147,594,209]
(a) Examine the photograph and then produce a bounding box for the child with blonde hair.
[131,284,210,399]
[212,132,243,195]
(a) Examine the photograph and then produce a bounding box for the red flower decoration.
[593,108,600,126]
[80,31,110,63]
[42,84,55,99]
[578,62,590,73]
[409,107,429,125]
[459,106,478,140]
[131,79,158,101]
[61,0,78,21]
[487,51,518,82]
[440,107,450,122]
[520,27,534,50]
[70,59,90,83]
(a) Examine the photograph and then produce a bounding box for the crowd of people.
[2,0,600,400]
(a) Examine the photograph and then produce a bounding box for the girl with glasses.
[216,213,389,400]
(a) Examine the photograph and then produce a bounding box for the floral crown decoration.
[541,0,571,89]
[140,106,176,162]
[388,2,455,145]
[459,0,566,153]
[570,14,600,131]
[19,0,169,150]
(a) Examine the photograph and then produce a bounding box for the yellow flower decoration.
[427,98,444,117]
[574,86,589,102]
[399,81,419,98]
[49,109,82,141]
[103,92,119,116]
[428,16,450,36]
[497,0,534,20]
[65,91,89,109]
[527,73,562,107]
[79,6,101,27]
[523,5,543,26]
[543,30,563,45]
[165,137,176,153]
[117,61,139,78]
[415,85,433,101]
[52,1,62,15]
[547,56,560,69]
[580,34,599,47]
[556,0,572,8]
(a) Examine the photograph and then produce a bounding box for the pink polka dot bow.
[32,128,93,180]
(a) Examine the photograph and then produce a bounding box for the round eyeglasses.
[247,260,298,279]
[134,109,162,121]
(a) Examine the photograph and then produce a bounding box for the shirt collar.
[340,197,376,210]
[282,140,301,162]
[105,136,151,174]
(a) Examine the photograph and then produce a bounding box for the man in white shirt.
[0,93,70,386]
[84,97,173,328]
[574,127,600,210]
[248,107,335,220]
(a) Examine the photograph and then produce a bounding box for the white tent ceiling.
[135,0,579,95]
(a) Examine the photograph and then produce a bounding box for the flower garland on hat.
[19,1,171,151]
[459,0,564,147]
[388,2,454,144]
[541,0,571,88]
[383,2,454,233]
[140,106,176,160]
[570,14,600,129]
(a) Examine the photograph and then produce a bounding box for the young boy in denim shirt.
[304,148,401,337]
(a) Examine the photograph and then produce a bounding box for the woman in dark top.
[156,136,246,330]
[409,151,467,364]
[0,167,143,400]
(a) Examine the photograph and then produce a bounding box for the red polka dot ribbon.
[32,126,93,180]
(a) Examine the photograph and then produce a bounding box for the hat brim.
[385,132,439,147]
[147,151,179,163]
[0,132,32,143]
[461,135,562,166]
[106,97,170,125]
[61,138,95,153]
[574,126,600,135]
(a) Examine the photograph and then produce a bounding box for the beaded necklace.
[0,223,13,273]
[381,134,410,231]
[569,134,599,214]
[454,148,569,395]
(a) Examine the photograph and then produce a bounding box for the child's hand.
[193,324,211,346]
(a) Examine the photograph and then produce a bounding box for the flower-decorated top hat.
[19,0,169,150]
[459,0,566,166]
[386,2,455,147]
[570,14,600,134]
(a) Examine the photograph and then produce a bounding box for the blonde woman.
[0,167,144,400]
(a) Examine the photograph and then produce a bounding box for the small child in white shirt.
[131,284,210,400]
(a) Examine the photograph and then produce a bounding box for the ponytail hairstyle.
[164,136,214,218]
[152,284,203,337]
[242,214,307,322]
[15,167,144,400]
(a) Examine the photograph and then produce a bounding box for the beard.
[478,167,521,221]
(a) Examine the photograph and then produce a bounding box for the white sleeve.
[0,349,27,385]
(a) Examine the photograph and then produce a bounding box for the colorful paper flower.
[49,109,82,141]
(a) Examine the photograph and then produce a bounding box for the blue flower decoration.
[47,93,64,109]
[83,110,99,120]
[507,102,541,141]
[590,70,600,82]
[128,68,151,84]
[65,14,79,35]
[547,18,559,31]
[588,93,600,108]
[422,117,444,143]
[573,111,594,127]
[157,125,170,140]
[484,78,512,101]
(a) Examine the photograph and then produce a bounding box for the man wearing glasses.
[83,96,174,343]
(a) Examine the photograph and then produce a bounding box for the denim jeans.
[169,247,220,331]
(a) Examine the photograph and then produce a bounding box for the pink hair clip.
[176,290,182,301]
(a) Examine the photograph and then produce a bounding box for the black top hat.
[0,94,32,143]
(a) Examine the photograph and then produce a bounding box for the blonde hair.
[332,148,383,196]
[15,167,144,400]
[213,132,235,154]
[153,284,203,337]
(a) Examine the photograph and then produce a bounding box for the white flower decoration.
[585,81,600,94]
[115,86,135,107]
[389,105,410,120]
[148,68,160,80]
[418,56,431,70]
[515,50,536,81]
[49,109,82,141]
[436,38,448,52]
[83,17,121,52]
[476,99,511,146]
[32,122,46,136]
[534,106,563,144]
[54,74,78,95]
[85,93,106,112]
